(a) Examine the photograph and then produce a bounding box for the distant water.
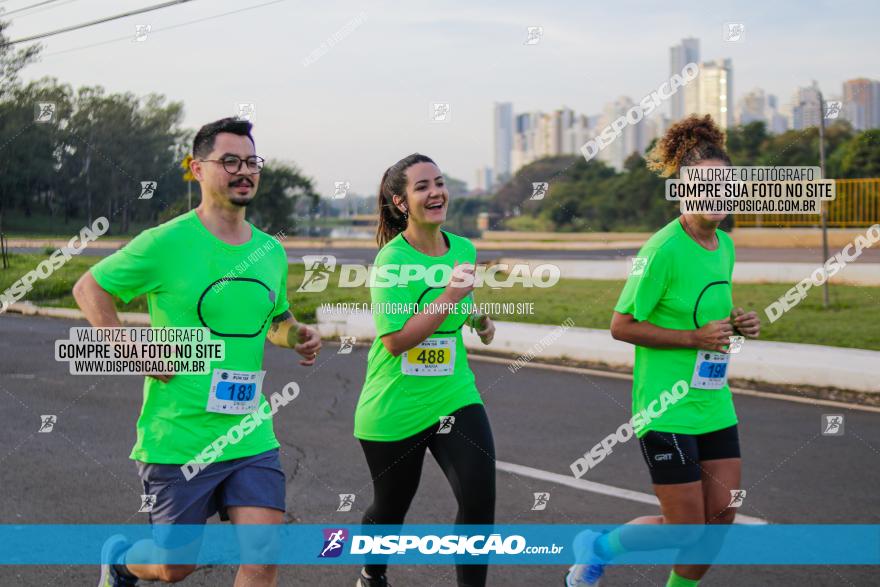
[293,225,374,240]
[328,226,374,239]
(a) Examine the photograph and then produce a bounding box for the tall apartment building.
[791,82,824,130]
[669,38,700,121]
[687,58,734,130]
[493,102,513,183]
[843,78,880,131]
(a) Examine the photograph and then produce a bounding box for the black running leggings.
[359,403,496,587]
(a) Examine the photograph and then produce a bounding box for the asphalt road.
[13,245,880,265]
[2,313,879,586]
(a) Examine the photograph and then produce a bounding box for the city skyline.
[8,0,879,196]
[490,35,878,184]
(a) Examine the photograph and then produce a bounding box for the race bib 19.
[401,337,455,376]
[206,369,265,414]
[690,351,730,390]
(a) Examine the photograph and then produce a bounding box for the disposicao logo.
[319,528,348,558]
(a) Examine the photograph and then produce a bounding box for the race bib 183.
[206,369,265,414]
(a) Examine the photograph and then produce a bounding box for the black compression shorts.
[638,424,741,485]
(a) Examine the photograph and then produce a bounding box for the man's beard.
[228,178,255,207]
[229,196,253,207]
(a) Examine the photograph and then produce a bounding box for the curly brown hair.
[646,114,731,177]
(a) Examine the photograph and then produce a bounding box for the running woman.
[565,115,761,586]
[73,117,321,586]
[354,153,497,587]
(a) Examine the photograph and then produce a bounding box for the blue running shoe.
[98,534,137,586]
[564,529,606,585]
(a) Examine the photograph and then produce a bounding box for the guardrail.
[735,178,880,228]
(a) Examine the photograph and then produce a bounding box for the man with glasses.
[73,117,322,586]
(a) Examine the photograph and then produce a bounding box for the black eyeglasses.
[199,155,265,174]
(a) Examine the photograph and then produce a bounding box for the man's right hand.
[148,372,174,383]
[112,340,175,383]
[691,317,734,352]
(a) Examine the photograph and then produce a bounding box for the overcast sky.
[8,0,879,197]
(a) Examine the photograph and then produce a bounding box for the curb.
[7,302,150,325]
[316,308,880,395]
[497,258,880,286]
[7,302,879,397]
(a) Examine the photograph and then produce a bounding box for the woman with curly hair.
[566,115,762,587]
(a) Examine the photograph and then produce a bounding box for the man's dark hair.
[192,117,255,158]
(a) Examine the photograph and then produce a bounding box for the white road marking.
[496,460,768,525]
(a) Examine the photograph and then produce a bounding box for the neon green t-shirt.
[354,231,483,441]
[614,217,738,437]
[90,210,289,464]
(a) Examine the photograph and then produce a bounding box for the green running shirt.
[90,210,289,463]
[354,231,483,441]
[614,217,738,437]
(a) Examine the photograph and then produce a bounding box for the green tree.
[443,175,468,199]
[247,160,317,235]
[0,79,73,219]
[757,122,853,173]
[0,18,39,99]
[63,87,186,232]
[726,121,768,165]
[0,16,40,246]
[488,121,878,234]
[829,129,880,178]
[492,155,579,216]
[445,196,487,238]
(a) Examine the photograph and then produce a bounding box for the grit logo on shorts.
[319,528,348,558]
[569,380,690,479]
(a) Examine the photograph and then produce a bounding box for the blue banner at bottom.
[1,525,878,565]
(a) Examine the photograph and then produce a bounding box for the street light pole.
[817,90,830,309]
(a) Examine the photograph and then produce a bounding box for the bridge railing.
[734,178,880,228]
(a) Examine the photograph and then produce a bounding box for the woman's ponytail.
[375,153,436,248]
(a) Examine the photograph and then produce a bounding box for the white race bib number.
[206,369,265,414]
[401,338,455,376]
[690,351,730,390]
